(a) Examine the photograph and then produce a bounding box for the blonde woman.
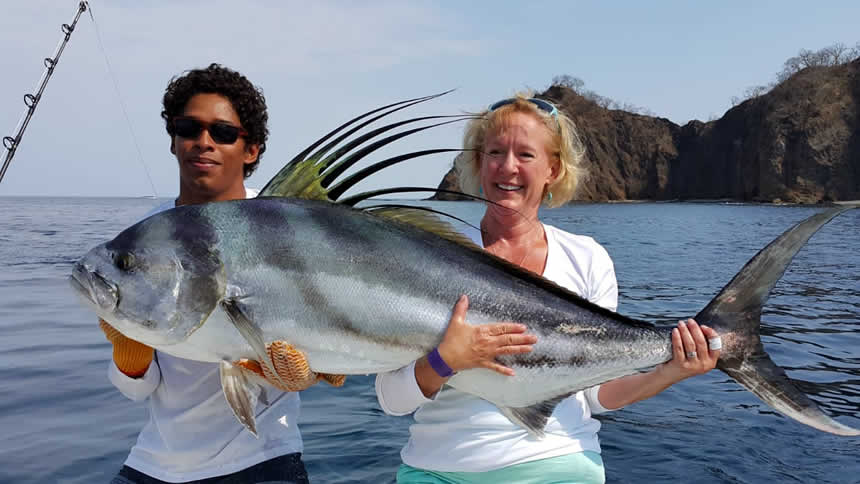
[376,94,720,483]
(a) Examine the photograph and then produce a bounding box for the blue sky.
[1,0,858,197]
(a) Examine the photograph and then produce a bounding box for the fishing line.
[86,2,159,198]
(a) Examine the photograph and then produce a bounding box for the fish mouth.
[69,263,119,311]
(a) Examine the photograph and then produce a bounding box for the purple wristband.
[427,347,455,378]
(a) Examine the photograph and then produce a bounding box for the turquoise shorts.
[396,451,605,484]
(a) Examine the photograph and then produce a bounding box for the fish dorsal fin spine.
[257,92,490,251]
[258,91,464,202]
[367,206,481,249]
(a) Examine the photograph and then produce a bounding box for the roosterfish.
[70,92,860,438]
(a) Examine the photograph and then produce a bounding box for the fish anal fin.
[369,207,481,250]
[498,394,571,439]
[219,360,260,437]
[220,298,288,389]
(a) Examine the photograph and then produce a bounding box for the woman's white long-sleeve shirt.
[375,224,619,473]
[107,188,303,483]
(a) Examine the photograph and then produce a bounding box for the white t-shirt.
[375,223,619,473]
[107,188,304,483]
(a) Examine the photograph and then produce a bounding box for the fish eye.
[114,252,136,272]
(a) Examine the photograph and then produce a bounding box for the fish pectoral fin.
[220,298,288,390]
[498,394,572,439]
[220,360,263,438]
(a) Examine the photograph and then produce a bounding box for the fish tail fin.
[695,206,859,436]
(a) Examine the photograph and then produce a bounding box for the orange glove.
[235,341,346,392]
[99,319,154,378]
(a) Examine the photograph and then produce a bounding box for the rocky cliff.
[434,59,860,203]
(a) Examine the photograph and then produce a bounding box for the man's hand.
[235,341,346,392]
[99,319,154,378]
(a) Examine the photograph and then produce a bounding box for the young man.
[101,64,329,484]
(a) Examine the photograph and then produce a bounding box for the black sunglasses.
[172,117,248,144]
[488,97,558,118]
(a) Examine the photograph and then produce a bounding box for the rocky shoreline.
[434,59,860,204]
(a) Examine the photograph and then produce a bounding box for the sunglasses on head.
[172,116,248,144]
[488,97,559,118]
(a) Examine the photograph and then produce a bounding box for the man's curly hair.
[161,63,268,178]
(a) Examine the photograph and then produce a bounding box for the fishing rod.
[0,1,89,184]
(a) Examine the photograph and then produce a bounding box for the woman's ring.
[708,336,722,350]
[686,351,697,358]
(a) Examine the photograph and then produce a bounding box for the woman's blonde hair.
[454,92,585,208]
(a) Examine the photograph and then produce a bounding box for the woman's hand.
[656,319,721,383]
[436,295,537,376]
[596,319,721,410]
[414,295,537,398]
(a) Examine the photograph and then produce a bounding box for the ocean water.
[0,197,858,483]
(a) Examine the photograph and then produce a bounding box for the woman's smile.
[480,111,558,216]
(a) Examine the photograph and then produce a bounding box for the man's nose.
[192,127,216,149]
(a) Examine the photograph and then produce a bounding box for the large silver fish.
[70,94,859,438]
